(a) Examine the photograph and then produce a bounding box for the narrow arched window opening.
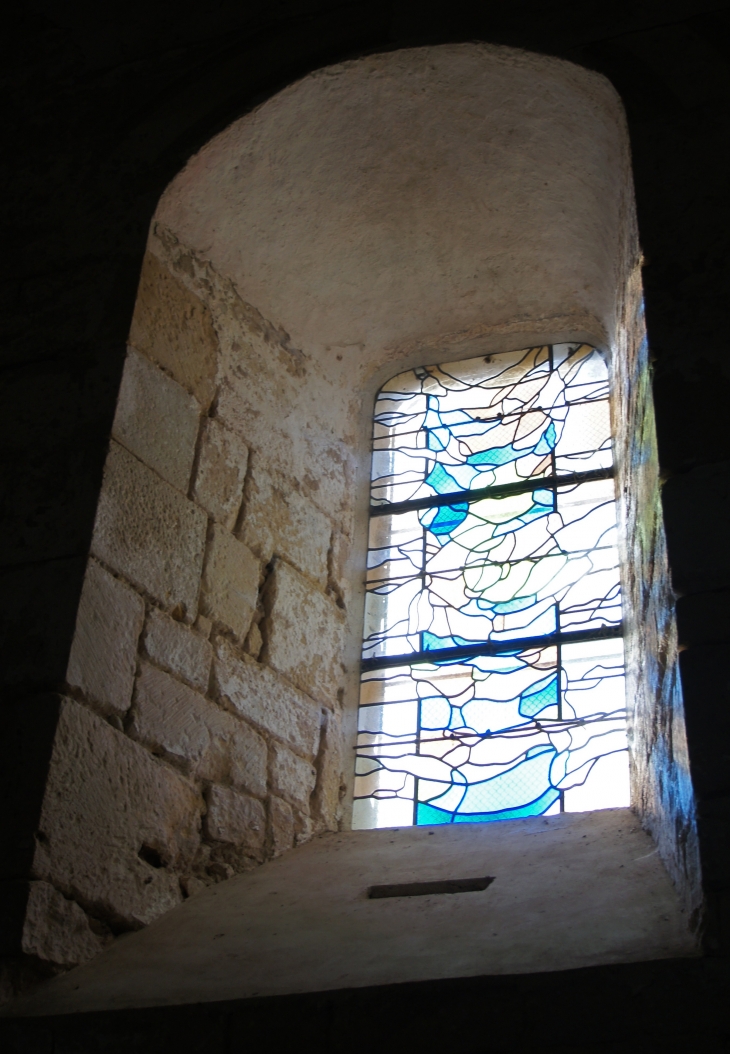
[354,343,629,829]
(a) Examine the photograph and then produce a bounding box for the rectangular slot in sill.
[368,876,495,899]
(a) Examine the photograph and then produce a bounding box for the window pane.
[356,345,629,828]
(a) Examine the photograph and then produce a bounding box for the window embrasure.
[353,344,629,830]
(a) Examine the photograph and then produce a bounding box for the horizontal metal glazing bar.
[369,466,615,518]
[360,623,624,673]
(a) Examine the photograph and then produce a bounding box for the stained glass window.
[353,344,630,829]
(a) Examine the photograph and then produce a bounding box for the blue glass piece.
[422,502,469,536]
[425,463,461,495]
[519,675,559,717]
[422,632,457,651]
[420,696,452,729]
[456,745,556,815]
[534,421,557,455]
[426,427,451,451]
[416,802,455,825]
[492,595,538,615]
[448,707,466,729]
[416,786,560,825]
[532,488,554,505]
[422,631,478,651]
[453,787,560,822]
[466,443,521,467]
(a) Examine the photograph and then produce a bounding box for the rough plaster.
[158,43,630,363]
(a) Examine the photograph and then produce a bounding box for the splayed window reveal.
[353,344,629,829]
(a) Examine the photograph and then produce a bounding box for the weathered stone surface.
[268,796,294,856]
[310,706,344,831]
[214,639,321,758]
[326,528,350,610]
[130,663,207,766]
[265,561,345,705]
[143,608,212,692]
[193,418,248,528]
[112,348,200,492]
[205,786,265,851]
[33,699,201,929]
[22,881,105,968]
[92,442,207,618]
[130,662,267,796]
[293,805,313,847]
[66,559,144,716]
[129,251,218,410]
[243,620,263,660]
[201,525,259,640]
[239,456,330,585]
[180,873,210,898]
[270,742,317,808]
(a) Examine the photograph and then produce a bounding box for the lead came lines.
[353,344,630,829]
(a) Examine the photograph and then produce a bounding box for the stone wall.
[613,264,702,927]
[23,240,349,972]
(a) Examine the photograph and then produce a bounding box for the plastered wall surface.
[16,42,695,980]
[158,43,632,365]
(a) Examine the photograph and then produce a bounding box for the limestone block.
[239,456,330,585]
[130,662,267,797]
[293,805,313,847]
[326,528,350,609]
[214,369,354,523]
[130,663,208,767]
[192,417,248,528]
[92,441,207,618]
[22,881,105,968]
[66,559,145,716]
[310,707,345,831]
[244,620,263,659]
[33,698,201,929]
[112,348,200,492]
[224,721,268,800]
[214,638,321,758]
[268,796,294,856]
[205,786,265,851]
[201,525,259,640]
[143,608,212,692]
[270,741,317,808]
[265,561,345,705]
[129,251,218,410]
